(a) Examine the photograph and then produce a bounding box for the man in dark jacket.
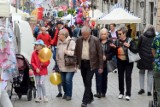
[74,26,103,107]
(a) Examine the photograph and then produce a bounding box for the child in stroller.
[10,54,36,101]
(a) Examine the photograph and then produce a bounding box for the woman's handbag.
[64,39,76,66]
[107,60,117,73]
[127,38,141,63]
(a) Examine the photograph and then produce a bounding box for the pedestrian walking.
[137,25,156,96]
[31,39,50,103]
[74,26,103,107]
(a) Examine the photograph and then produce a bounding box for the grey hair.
[117,25,127,34]
[100,28,108,35]
[81,26,91,33]
[59,29,69,38]
[143,24,155,34]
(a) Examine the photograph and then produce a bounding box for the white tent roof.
[0,0,10,17]
[61,14,74,20]
[97,7,141,24]
[10,6,30,17]
[89,9,103,21]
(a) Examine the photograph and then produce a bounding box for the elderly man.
[75,26,103,107]
[37,27,51,48]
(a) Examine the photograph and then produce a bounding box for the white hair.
[100,28,108,35]
[81,26,91,33]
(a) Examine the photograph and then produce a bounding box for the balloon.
[76,18,83,24]
[78,13,83,18]
[50,72,62,85]
[38,48,52,62]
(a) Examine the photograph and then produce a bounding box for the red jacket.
[31,50,50,76]
[37,33,51,46]
[51,28,59,46]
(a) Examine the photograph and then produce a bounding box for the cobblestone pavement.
[12,61,152,107]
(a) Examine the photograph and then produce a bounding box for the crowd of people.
[31,19,159,107]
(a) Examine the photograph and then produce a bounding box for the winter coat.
[31,50,50,76]
[56,36,76,72]
[137,30,155,70]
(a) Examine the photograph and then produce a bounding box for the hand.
[48,45,51,49]
[98,68,103,74]
[124,42,130,48]
[110,43,116,48]
[103,55,106,61]
[36,68,40,73]
[64,50,68,54]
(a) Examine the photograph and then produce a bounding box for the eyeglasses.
[118,33,123,36]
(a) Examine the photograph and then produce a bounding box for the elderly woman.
[94,28,114,98]
[56,29,76,101]
[110,26,138,101]
[137,25,156,96]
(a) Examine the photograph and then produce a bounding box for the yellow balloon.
[50,72,62,85]
[38,48,52,62]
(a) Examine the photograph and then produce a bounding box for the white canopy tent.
[61,14,74,20]
[89,9,103,21]
[97,7,141,24]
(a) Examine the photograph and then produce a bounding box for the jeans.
[61,72,74,97]
[81,60,95,103]
[139,70,153,92]
[117,58,133,96]
[95,67,108,94]
[35,76,46,98]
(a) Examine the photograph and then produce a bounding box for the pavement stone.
[11,60,152,107]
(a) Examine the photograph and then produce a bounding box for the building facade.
[96,0,159,31]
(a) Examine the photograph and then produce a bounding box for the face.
[82,31,90,40]
[35,44,43,51]
[118,30,126,40]
[58,32,65,41]
[41,28,46,34]
[110,24,115,31]
[57,24,62,29]
[100,31,108,40]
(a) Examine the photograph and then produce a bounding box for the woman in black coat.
[137,25,156,96]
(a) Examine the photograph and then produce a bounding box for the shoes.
[35,98,41,103]
[81,103,87,107]
[62,95,67,99]
[147,92,152,96]
[138,89,145,95]
[56,93,62,97]
[43,96,48,102]
[118,94,123,99]
[125,96,130,101]
[101,93,106,97]
[87,99,94,104]
[66,96,71,101]
[94,93,101,98]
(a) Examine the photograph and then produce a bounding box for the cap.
[56,21,63,25]
[33,39,45,46]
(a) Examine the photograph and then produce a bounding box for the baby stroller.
[9,54,36,101]
[149,72,160,107]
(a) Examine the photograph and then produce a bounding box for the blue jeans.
[95,68,108,94]
[61,72,74,97]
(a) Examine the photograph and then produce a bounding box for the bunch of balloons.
[75,7,84,25]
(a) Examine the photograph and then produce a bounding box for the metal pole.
[92,0,94,17]
[16,0,18,13]
[143,0,146,27]
[102,0,103,12]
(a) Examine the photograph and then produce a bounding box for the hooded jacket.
[137,30,155,70]
[31,50,50,76]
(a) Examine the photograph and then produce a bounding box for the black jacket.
[137,30,155,70]
[101,39,114,68]
[113,37,138,62]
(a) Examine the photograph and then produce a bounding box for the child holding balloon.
[31,39,50,103]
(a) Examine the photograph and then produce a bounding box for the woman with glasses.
[110,26,138,101]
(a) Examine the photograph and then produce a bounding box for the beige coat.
[56,36,76,72]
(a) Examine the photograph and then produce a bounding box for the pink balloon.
[78,13,83,18]
[76,18,83,24]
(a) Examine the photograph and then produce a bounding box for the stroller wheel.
[33,88,36,99]
[27,89,32,101]
[149,101,154,107]
[18,94,22,99]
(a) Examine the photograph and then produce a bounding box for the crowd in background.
[32,17,159,107]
